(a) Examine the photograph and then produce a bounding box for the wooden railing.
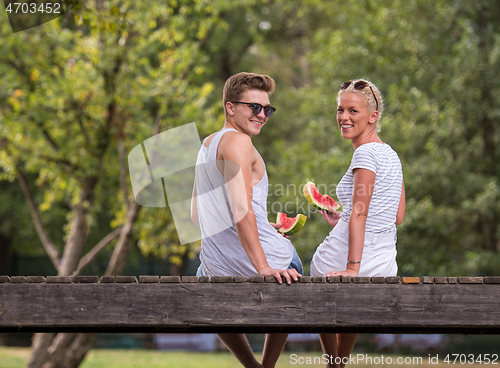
[1,275,499,334]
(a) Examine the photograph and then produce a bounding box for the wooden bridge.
[1,275,499,334]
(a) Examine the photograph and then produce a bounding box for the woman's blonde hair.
[337,79,384,132]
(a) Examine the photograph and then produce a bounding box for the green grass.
[0,347,487,368]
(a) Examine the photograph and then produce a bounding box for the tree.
[0,0,225,367]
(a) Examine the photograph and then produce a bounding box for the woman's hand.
[320,210,342,228]
[324,268,359,277]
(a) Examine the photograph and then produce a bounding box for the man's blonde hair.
[223,72,276,116]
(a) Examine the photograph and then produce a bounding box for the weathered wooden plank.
[0,282,499,334]
[160,276,181,283]
[300,276,312,283]
[422,276,434,284]
[46,276,72,283]
[434,277,448,284]
[312,277,326,283]
[402,277,420,284]
[181,276,198,283]
[386,277,400,284]
[116,276,137,283]
[211,276,234,283]
[74,276,98,283]
[26,276,45,283]
[10,276,26,283]
[139,276,159,283]
[100,276,115,283]
[246,276,264,283]
[326,276,340,283]
[353,277,370,284]
[458,277,483,284]
[485,276,500,284]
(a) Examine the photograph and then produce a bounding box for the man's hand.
[258,266,301,284]
[319,210,342,227]
[269,221,289,238]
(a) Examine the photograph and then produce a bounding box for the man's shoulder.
[203,132,218,147]
[219,130,254,154]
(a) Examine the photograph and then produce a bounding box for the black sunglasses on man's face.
[231,101,276,117]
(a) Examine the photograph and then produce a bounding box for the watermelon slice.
[276,212,307,236]
[303,181,340,213]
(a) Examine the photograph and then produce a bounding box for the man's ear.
[226,101,235,116]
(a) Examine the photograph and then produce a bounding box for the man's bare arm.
[220,132,300,283]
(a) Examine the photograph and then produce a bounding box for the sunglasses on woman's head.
[231,101,276,117]
[340,80,379,111]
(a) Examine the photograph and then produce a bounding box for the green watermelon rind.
[303,181,341,213]
[276,213,307,236]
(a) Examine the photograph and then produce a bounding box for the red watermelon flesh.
[303,181,340,213]
[312,186,323,203]
[321,195,338,211]
[276,212,307,236]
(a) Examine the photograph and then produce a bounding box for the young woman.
[310,80,405,367]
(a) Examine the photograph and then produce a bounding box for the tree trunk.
[27,201,140,368]
[66,334,97,368]
[27,333,56,368]
[40,333,76,368]
[44,333,96,368]
[105,201,140,276]
[60,204,89,277]
[28,200,91,368]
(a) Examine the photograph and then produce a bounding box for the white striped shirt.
[337,142,403,233]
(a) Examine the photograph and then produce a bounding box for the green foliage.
[0,0,224,271]
[1,0,499,277]
[222,0,500,275]
[271,0,500,275]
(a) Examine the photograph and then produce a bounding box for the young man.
[191,72,302,368]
